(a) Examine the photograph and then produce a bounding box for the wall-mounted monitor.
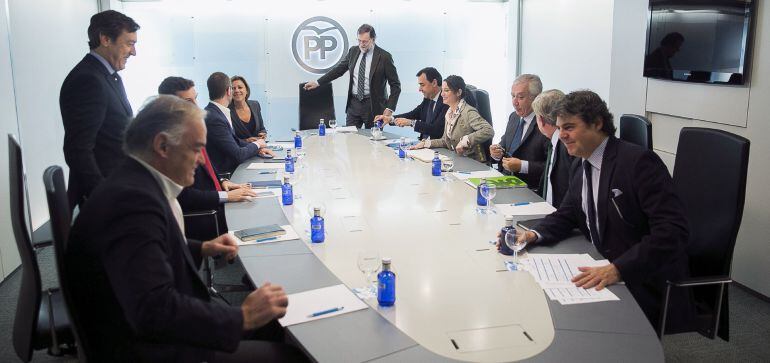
[644,0,755,85]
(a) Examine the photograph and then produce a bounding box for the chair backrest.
[466,85,492,125]
[619,114,653,150]
[9,134,41,362]
[673,127,749,279]
[299,82,335,130]
[43,165,89,362]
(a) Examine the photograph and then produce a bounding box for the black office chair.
[9,135,74,361]
[619,114,653,150]
[467,85,494,164]
[43,166,90,362]
[299,82,335,130]
[659,128,750,340]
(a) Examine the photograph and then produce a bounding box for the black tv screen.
[644,0,755,85]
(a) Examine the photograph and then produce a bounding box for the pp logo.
[292,16,349,74]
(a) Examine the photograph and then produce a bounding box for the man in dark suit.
[204,72,273,175]
[66,95,306,362]
[304,24,401,129]
[531,89,575,208]
[517,90,693,332]
[60,10,139,209]
[374,67,447,140]
[158,76,257,240]
[490,74,549,190]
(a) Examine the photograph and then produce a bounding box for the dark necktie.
[114,72,132,116]
[583,160,601,246]
[426,99,435,122]
[356,50,368,101]
[541,143,553,201]
[508,118,525,156]
[201,148,222,192]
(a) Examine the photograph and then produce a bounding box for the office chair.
[619,114,653,150]
[9,135,74,361]
[659,128,750,340]
[467,85,494,164]
[43,166,90,362]
[299,82,335,130]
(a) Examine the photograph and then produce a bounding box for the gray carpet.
[1,247,768,362]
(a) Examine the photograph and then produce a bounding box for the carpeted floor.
[1,247,768,362]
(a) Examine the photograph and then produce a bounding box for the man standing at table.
[517,90,693,332]
[489,74,549,192]
[60,10,139,209]
[304,24,401,129]
[374,67,447,140]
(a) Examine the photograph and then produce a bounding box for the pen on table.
[307,306,344,318]
[254,236,278,243]
[458,171,472,174]
[258,171,277,174]
[512,202,532,206]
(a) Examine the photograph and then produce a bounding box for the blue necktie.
[508,118,525,156]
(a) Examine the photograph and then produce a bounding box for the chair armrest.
[667,276,732,288]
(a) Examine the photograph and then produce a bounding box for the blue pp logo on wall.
[292,16,349,74]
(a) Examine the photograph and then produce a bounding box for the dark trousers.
[346,95,373,129]
[214,320,310,362]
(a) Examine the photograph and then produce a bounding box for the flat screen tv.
[644,0,755,85]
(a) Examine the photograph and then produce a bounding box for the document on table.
[406,148,449,162]
[230,224,299,245]
[279,284,368,326]
[495,202,556,216]
[519,253,620,305]
[246,163,285,170]
[451,169,503,181]
[271,142,294,149]
[336,126,359,133]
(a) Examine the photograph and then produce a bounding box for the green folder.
[467,176,527,189]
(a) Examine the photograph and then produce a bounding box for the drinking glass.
[329,119,338,134]
[441,157,454,172]
[481,183,497,214]
[505,229,528,268]
[355,250,381,299]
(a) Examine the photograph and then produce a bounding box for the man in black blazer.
[66,96,306,362]
[204,72,273,175]
[517,91,693,332]
[304,24,401,129]
[531,89,575,207]
[490,74,549,190]
[374,67,447,140]
[60,10,139,209]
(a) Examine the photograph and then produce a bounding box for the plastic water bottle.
[398,137,407,159]
[377,258,395,307]
[281,176,293,206]
[294,131,302,149]
[477,178,488,206]
[498,216,515,255]
[319,119,326,136]
[284,149,294,173]
[431,151,441,176]
[310,207,325,243]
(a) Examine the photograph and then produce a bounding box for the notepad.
[336,126,358,133]
[233,224,286,241]
[406,148,449,162]
[465,176,527,189]
[230,225,299,245]
[249,180,283,188]
[496,202,556,216]
[451,169,503,180]
[246,163,285,170]
[279,284,368,326]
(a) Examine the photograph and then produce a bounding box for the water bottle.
[377,258,396,307]
[310,207,325,243]
[431,151,441,176]
[294,131,302,149]
[398,137,407,159]
[498,216,515,255]
[284,149,294,173]
[375,119,383,130]
[319,119,326,136]
[476,178,488,206]
[281,176,293,206]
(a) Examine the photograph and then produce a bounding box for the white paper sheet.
[278,284,368,326]
[246,163,285,170]
[518,253,620,305]
[230,224,300,246]
[406,148,449,163]
[451,169,504,180]
[271,142,294,149]
[336,126,359,133]
[249,189,281,199]
[495,202,557,216]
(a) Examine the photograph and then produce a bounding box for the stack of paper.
[406,148,449,162]
[230,225,299,245]
[336,126,358,133]
[496,202,556,216]
[516,253,620,305]
[279,284,368,326]
[246,163,285,170]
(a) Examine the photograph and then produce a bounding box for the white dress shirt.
[581,137,609,245]
[130,155,186,240]
[545,131,560,205]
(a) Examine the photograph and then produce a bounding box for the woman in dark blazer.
[229,75,268,141]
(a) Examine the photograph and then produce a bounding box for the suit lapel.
[597,137,617,244]
[368,46,380,83]
[348,46,360,73]
[207,103,236,137]
[104,73,133,115]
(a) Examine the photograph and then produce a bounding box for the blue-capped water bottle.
[377,258,396,307]
[310,207,325,243]
[431,151,441,176]
[294,131,302,149]
[319,119,326,136]
[398,137,406,159]
[498,216,515,255]
[477,178,488,206]
[281,176,293,206]
[284,149,294,173]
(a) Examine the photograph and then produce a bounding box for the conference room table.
[226,130,663,362]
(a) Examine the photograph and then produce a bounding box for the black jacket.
[495,113,549,190]
[393,96,448,140]
[204,102,260,175]
[545,139,577,208]
[229,100,267,140]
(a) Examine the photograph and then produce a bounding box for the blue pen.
[254,236,278,243]
[458,171,472,174]
[258,171,277,174]
[307,306,344,318]
[513,202,532,206]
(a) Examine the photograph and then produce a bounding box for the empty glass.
[329,119,338,134]
[354,250,381,299]
[441,157,454,172]
[480,183,497,214]
[505,229,528,269]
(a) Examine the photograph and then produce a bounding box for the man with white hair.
[531,89,576,207]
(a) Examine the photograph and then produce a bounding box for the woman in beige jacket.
[411,75,493,163]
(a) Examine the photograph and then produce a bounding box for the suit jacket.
[229,100,267,140]
[428,103,494,163]
[534,137,693,332]
[393,96,448,140]
[178,165,228,240]
[204,102,260,175]
[60,54,133,208]
[318,45,401,117]
[546,139,576,208]
[496,113,549,190]
[66,158,243,362]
